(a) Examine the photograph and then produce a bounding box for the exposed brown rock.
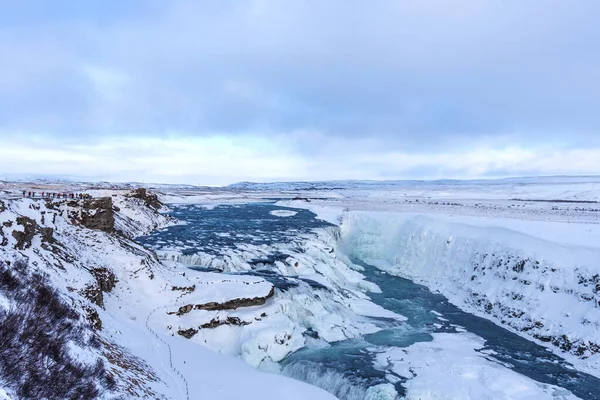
[83,305,103,330]
[128,188,163,211]
[194,286,275,311]
[200,316,250,329]
[169,286,275,316]
[177,328,198,339]
[81,283,104,308]
[91,267,117,293]
[81,197,115,233]
[39,227,55,244]
[12,216,38,250]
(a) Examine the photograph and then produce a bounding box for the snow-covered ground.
[0,190,338,399]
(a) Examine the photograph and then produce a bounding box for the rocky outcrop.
[172,285,195,294]
[83,305,103,330]
[177,328,198,339]
[80,267,117,309]
[171,286,275,316]
[91,267,117,293]
[0,200,5,213]
[81,198,115,233]
[128,188,163,211]
[81,283,104,308]
[11,216,55,250]
[177,317,251,339]
[200,316,250,329]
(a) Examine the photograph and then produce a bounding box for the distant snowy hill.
[226,176,600,192]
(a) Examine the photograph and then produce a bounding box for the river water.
[138,203,600,400]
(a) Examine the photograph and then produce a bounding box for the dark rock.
[128,188,163,211]
[81,283,104,308]
[200,316,250,329]
[0,200,5,212]
[172,285,195,294]
[39,227,55,243]
[81,197,115,233]
[177,327,198,339]
[91,267,117,293]
[170,286,275,316]
[83,305,103,330]
[12,216,38,250]
[193,286,275,311]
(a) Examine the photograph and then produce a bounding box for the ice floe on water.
[374,332,580,400]
[270,209,298,217]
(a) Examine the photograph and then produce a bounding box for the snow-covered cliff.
[339,211,600,375]
[0,193,338,400]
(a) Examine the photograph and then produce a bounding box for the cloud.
[1,134,599,185]
[0,1,599,182]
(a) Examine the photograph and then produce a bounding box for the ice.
[270,210,298,217]
[338,211,600,374]
[364,384,398,400]
[374,332,580,400]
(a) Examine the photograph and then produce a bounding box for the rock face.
[81,283,104,308]
[81,267,117,309]
[83,305,103,330]
[173,286,275,316]
[91,267,117,293]
[80,197,115,233]
[11,216,55,250]
[0,200,5,213]
[129,188,162,211]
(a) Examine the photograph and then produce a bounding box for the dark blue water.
[139,203,600,400]
[139,203,333,255]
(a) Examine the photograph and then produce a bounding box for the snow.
[0,192,338,400]
[374,332,580,400]
[364,384,398,400]
[180,271,273,305]
[0,387,13,400]
[339,211,600,374]
[270,209,298,217]
[3,177,600,399]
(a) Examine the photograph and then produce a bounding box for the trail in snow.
[145,307,190,400]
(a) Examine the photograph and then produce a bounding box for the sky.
[1,0,599,185]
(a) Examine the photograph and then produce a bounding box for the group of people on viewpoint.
[22,191,92,200]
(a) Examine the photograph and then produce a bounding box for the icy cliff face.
[340,212,600,372]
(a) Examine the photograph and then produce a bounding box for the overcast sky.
[1,1,599,185]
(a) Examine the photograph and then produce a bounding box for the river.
[138,202,600,400]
